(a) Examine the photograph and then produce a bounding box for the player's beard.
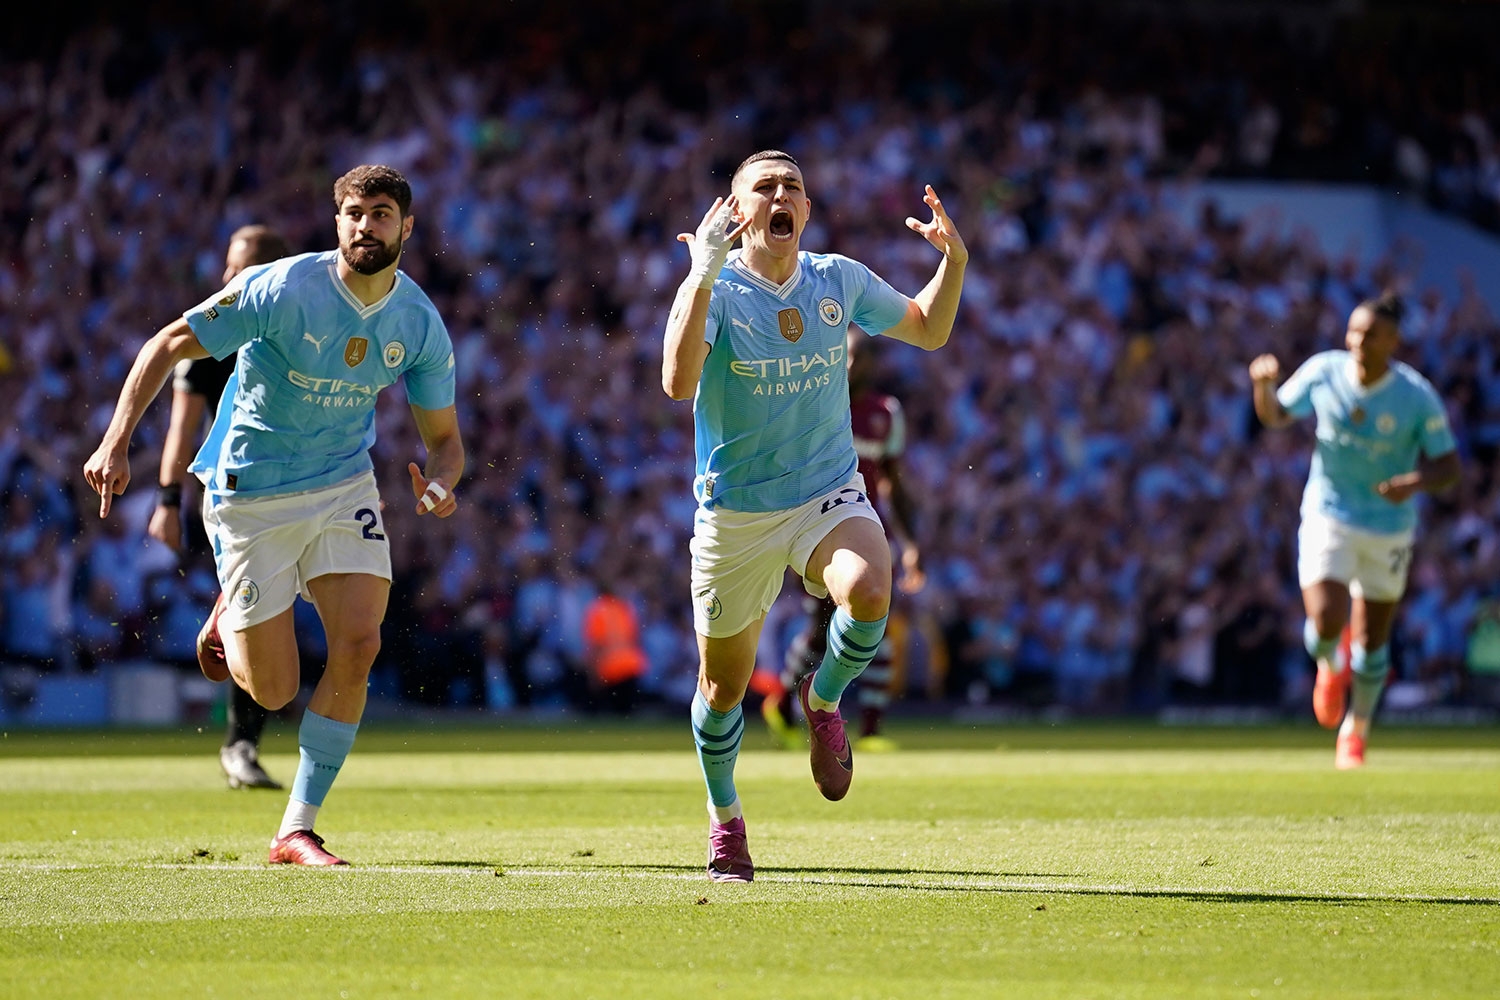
[341,233,403,275]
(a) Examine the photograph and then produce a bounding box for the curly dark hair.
[332,164,412,216]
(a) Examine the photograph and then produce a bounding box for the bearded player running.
[86,165,464,865]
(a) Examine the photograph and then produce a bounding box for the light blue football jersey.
[185,251,455,499]
[1277,350,1456,533]
[694,250,910,512]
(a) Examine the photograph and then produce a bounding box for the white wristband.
[688,263,720,290]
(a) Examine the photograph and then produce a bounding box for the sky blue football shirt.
[185,251,455,499]
[695,250,910,512]
[1277,350,1456,534]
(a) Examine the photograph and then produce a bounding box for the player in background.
[149,225,291,791]
[86,165,464,864]
[1249,292,1459,769]
[664,149,965,881]
[763,329,925,752]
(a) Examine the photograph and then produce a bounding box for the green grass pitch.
[2,721,1497,998]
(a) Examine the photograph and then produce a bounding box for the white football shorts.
[1297,512,1415,603]
[690,474,882,638]
[202,472,391,630]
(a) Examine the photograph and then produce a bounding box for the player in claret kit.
[85,165,465,865]
[1249,292,1459,769]
[662,149,966,881]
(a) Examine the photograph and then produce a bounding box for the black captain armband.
[156,484,183,508]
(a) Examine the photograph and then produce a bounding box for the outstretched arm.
[83,317,210,517]
[881,185,968,351]
[1248,354,1295,429]
[662,196,749,400]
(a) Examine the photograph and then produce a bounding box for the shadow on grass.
[610,862,1071,879]
[592,862,1500,905]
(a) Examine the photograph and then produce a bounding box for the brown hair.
[332,164,413,216]
[731,149,800,184]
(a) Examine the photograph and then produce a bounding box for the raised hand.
[897,545,927,595]
[679,195,752,289]
[408,461,457,518]
[905,185,968,265]
[1248,354,1282,384]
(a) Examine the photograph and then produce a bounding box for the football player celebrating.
[1250,292,1459,769]
[663,150,965,881]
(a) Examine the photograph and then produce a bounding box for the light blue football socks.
[692,690,743,820]
[1347,642,1390,734]
[810,609,888,708]
[1303,618,1340,663]
[279,710,359,838]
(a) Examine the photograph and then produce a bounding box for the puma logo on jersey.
[730,318,755,335]
[303,332,329,351]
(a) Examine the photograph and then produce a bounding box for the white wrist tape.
[689,201,737,289]
[419,481,449,511]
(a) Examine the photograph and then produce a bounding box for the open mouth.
[768,209,794,240]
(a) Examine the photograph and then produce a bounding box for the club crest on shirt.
[234,579,260,610]
[818,297,844,326]
[777,308,805,343]
[344,337,368,368]
[383,342,406,368]
[698,590,722,622]
[1376,413,1396,435]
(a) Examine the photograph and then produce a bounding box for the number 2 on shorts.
[355,507,385,541]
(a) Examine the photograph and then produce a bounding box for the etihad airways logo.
[730,345,844,397]
[287,369,379,408]
[730,345,844,380]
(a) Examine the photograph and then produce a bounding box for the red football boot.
[268,830,348,866]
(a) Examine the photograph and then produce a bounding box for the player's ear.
[401,213,414,241]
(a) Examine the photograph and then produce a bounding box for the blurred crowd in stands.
[2,1,1498,716]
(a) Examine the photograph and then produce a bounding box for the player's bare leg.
[211,608,292,789]
[305,572,389,724]
[1302,580,1352,728]
[265,573,388,866]
[696,620,762,882]
[1337,597,1398,769]
[218,607,301,712]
